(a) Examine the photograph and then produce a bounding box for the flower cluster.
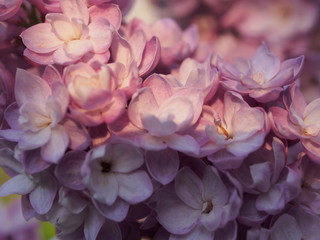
[0,0,320,239]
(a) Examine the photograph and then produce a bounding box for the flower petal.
[116,171,153,204]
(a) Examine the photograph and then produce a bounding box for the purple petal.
[170,225,213,240]
[174,167,203,209]
[0,174,36,196]
[97,220,122,240]
[116,171,153,204]
[58,187,88,214]
[84,206,105,240]
[145,149,179,185]
[111,143,144,173]
[19,149,50,174]
[87,171,119,206]
[202,167,228,205]
[256,185,286,214]
[94,198,129,222]
[55,151,86,190]
[29,172,58,214]
[270,214,302,240]
[156,186,200,235]
[41,125,69,163]
[0,147,23,173]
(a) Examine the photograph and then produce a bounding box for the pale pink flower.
[0,0,22,20]
[63,62,126,126]
[0,69,69,163]
[195,91,269,169]
[109,74,204,155]
[167,56,219,103]
[126,18,198,66]
[21,0,121,65]
[269,84,320,163]
[220,43,304,103]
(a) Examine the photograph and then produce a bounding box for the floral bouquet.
[0,0,320,239]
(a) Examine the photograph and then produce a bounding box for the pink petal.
[269,107,300,139]
[65,39,93,59]
[23,49,54,65]
[101,90,126,123]
[63,118,91,150]
[251,43,281,80]
[89,4,121,30]
[231,107,265,141]
[20,23,62,53]
[52,46,76,65]
[15,69,51,106]
[88,18,112,54]
[128,87,159,129]
[60,0,89,24]
[143,74,173,105]
[165,134,200,156]
[47,13,77,42]
[139,36,161,76]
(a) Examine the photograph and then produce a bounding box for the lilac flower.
[232,138,302,217]
[0,69,69,163]
[20,0,119,65]
[0,141,58,215]
[156,166,241,239]
[109,74,204,155]
[193,91,269,169]
[220,43,304,102]
[166,56,219,103]
[63,62,126,126]
[81,142,153,219]
[247,206,320,240]
[127,18,198,66]
[269,83,320,163]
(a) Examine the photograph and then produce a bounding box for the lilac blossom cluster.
[0,0,320,240]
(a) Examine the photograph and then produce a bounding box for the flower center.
[201,201,213,214]
[214,117,232,140]
[100,161,112,173]
[251,72,265,85]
